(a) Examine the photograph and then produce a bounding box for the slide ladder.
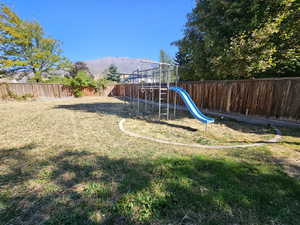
[169,86,214,124]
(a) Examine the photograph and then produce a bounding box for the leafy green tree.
[106,64,120,82]
[0,4,69,81]
[174,0,299,80]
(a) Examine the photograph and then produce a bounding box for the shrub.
[66,71,95,97]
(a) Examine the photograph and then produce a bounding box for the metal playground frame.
[119,61,179,120]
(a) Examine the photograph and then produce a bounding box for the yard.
[0,97,300,225]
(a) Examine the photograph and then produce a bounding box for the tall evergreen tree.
[106,64,120,82]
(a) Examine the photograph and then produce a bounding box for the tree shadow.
[0,143,37,161]
[0,143,38,186]
[229,140,300,146]
[1,145,300,225]
[216,117,300,139]
[279,126,300,140]
[141,119,198,132]
[210,116,300,147]
[54,102,131,118]
[214,118,274,135]
[54,101,199,132]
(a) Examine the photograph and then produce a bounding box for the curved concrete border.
[119,119,282,149]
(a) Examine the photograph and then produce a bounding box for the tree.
[0,4,68,81]
[173,38,196,81]
[69,61,93,78]
[159,49,172,64]
[159,49,174,81]
[106,64,120,82]
[174,0,299,80]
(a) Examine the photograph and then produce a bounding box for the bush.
[66,71,95,97]
[39,73,110,97]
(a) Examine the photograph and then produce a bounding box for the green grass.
[0,97,299,225]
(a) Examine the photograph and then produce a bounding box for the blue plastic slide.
[169,86,214,124]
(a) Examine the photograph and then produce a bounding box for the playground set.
[119,61,215,124]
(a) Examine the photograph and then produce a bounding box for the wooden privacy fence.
[0,83,115,98]
[111,77,300,121]
[0,83,73,98]
[1,78,299,121]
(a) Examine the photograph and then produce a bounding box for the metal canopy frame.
[119,61,179,120]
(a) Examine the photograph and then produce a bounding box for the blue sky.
[4,0,195,62]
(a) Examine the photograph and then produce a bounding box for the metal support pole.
[158,64,162,120]
[130,79,132,107]
[145,90,147,113]
[151,89,153,113]
[167,68,170,120]
[137,87,140,113]
[174,65,179,118]
[151,71,154,113]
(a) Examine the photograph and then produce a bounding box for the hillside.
[84,57,156,78]
[1,57,157,82]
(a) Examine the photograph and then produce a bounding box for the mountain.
[1,57,157,83]
[84,57,157,78]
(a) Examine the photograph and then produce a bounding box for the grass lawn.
[124,115,277,146]
[0,97,299,225]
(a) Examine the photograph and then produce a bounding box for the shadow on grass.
[54,102,131,118]
[230,140,300,146]
[215,117,300,140]
[0,143,37,161]
[1,145,300,225]
[214,118,275,135]
[54,101,200,132]
[142,119,198,132]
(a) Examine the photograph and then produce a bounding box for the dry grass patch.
[123,116,276,146]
